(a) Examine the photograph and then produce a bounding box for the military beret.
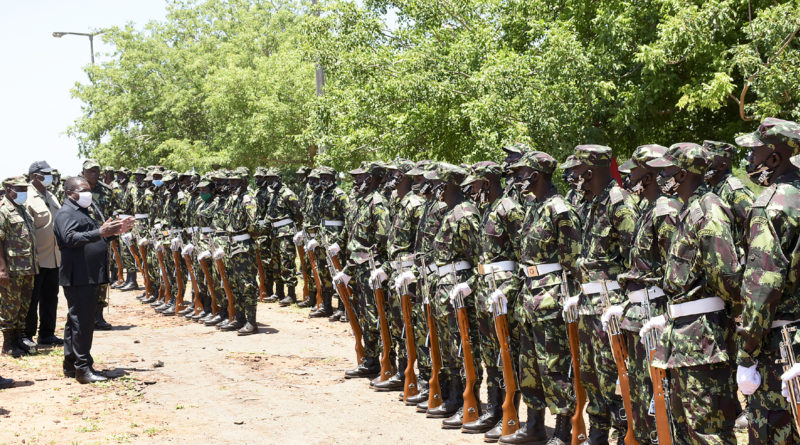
[82,159,101,170]
[437,162,467,184]
[28,161,54,175]
[736,117,800,156]
[574,145,612,167]
[118,167,131,175]
[317,166,336,177]
[702,140,737,161]
[296,166,311,176]
[3,176,28,188]
[133,167,147,175]
[619,144,668,173]
[646,142,711,175]
[254,167,268,177]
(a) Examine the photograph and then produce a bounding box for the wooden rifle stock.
[495,313,519,435]
[214,255,236,319]
[199,257,219,316]
[255,247,268,302]
[608,330,636,445]
[156,246,171,304]
[138,244,153,298]
[296,244,311,299]
[426,302,443,410]
[171,249,186,314]
[400,288,419,401]
[111,240,125,286]
[455,305,479,424]
[567,321,588,444]
[306,247,324,309]
[330,254,365,364]
[128,242,143,276]
[183,252,201,316]
[648,349,672,444]
[373,284,393,381]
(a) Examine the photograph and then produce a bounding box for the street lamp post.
[52,30,106,65]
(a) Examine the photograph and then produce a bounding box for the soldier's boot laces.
[498,406,547,444]
[463,383,502,433]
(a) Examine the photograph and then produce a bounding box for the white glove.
[333,271,351,286]
[489,289,507,313]
[170,237,182,251]
[781,363,800,402]
[639,315,666,340]
[138,237,150,247]
[327,242,340,257]
[737,363,761,395]
[393,270,416,293]
[601,305,623,331]
[212,248,225,261]
[562,295,580,314]
[197,250,211,261]
[293,231,305,246]
[182,244,194,256]
[306,239,319,251]
[449,282,472,303]
[121,233,133,246]
[154,223,163,230]
[369,269,388,289]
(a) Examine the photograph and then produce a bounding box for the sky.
[0,0,168,180]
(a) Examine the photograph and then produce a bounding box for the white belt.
[478,261,517,275]
[424,264,438,276]
[119,214,131,219]
[628,286,666,303]
[522,262,561,278]
[201,227,214,234]
[135,213,149,219]
[392,260,415,271]
[772,319,800,329]
[438,261,472,276]
[272,218,293,228]
[581,280,621,295]
[668,297,725,319]
[232,234,252,242]
[324,220,344,227]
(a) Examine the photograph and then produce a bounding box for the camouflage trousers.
[387,270,408,364]
[412,295,431,379]
[0,274,34,331]
[433,276,482,384]
[168,249,189,302]
[745,330,799,444]
[667,362,737,444]
[256,238,273,284]
[622,329,658,444]
[578,314,625,431]
[300,245,316,301]
[311,246,334,305]
[351,265,380,359]
[518,314,575,415]
[476,274,520,396]
[269,235,297,287]
[229,244,258,321]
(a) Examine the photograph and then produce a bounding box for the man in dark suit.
[53,176,133,384]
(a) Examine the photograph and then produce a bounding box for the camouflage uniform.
[299,171,318,301]
[261,169,302,293]
[648,143,742,444]
[112,173,137,277]
[735,119,800,444]
[0,178,37,335]
[83,162,114,309]
[252,168,274,298]
[308,167,347,312]
[572,145,639,434]
[195,180,224,316]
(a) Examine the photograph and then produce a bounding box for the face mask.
[152,180,164,187]
[200,192,212,202]
[12,191,27,205]
[75,191,92,208]
[574,174,586,195]
[357,179,370,193]
[657,174,679,195]
[703,169,717,182]
[41,175,53,187]
[746,151,774,186]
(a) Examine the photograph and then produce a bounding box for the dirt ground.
[0,286,751,444]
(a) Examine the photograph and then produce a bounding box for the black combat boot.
[120,271,139,291]
[344,357,380,379]
[406,379,429,406]
[585,415,610,445]
[17,331,37,354]
[463,383,503,433]
[498,406,547,444]
[237,316,257,336]
[202,312,220,325]
[427,376,462,418]
[222,314,245,331]
[2,330,26,358]
[110,270,119,288]
[95,308,112,330]
[261,278,273,302]
[442,407,464,429]
[267,278,280,303]
[0,374,13,389]
[485,391,520,442]
[279,283,294,307]
[374,357,405,392]
[159,298,176,315]
[548,413,572,445]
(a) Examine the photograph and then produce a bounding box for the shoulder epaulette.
[498,197,517,214]
[551,196,569,214]
[452,205,466,220]
[726,176,745,191]
[689,203,705,226]
[753,185,777,208]
[609,187,625,205]
[653,198,678,218]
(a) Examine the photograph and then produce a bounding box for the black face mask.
[746,150,775,186]
[657,172,679,195]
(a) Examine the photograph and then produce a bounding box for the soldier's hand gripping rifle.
[305,229,325,310]
[323,236,365,364]
[779,325,800,433]
[170,231,186,314]
[197,231,219,316]
[561,271,587,444]
[641,288,672,444]
[488,269,519,436]
[370,250,393,382]
[599,280,637,445]
[293,229,311,301]
[211,234,236,320]
[151,227,171,304]
[421,257,443,410]
[450,262,479,424]
[395,259,419,402]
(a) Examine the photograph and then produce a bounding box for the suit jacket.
[53,199,109,287]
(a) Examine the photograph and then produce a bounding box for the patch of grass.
[76,418,100,433]
[142,425,168,437]
[108,433,134,443]
[175,404,184,410]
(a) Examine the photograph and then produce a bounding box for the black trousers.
[25,267,60,338]
[63,285,97,372]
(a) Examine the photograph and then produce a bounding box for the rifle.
[295,230,311,300]
[111,239,125,287]
[488,270,519,436]
[211,234,236,319]
[123,233,143,277]
[779,325,800,433]
[561,271,587,444]
[323,236,365,364]
[421,258,443,410]
[197,232,219,316]
[600,280,637,445]
[255,233,269,302]
[170,230,187,314]
[397,258,419,402]
[369,250,393,382]
[451,263,479,424]
[184,229,202,316]
[305,229,324,309]
[641,288,672,445]
[151,228,171,304]
[137,240,153,299]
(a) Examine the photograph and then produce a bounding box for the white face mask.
[41,175,53,187]
[75,191,93,208]
[12,191,27,205]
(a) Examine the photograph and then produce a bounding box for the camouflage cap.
[196,178,211,188]
[502,142,529,155]
[210,170,227,180]
[574,145,612,167]
[510,151,557,174]
[235,166,250,177]
[348,162,368,175]
[118,167,131,175]
[702,140,737,161]
[618,144,668,173]
[264,167,280,177]
[3,176,28,188]
[317,166,336,177]
[406,166,427,177]
[384,162,398,172]
[133,167,146,176]
[397,160,415,173]
[735,117,800,155]
[422,162,441,181]
[463,161,502,184]
[308,168,321,179]
[646,142,711,175]
[103,166,115,173]
[437,162,467,184]
[296,166,311,176]
[367,162,386,176]
[162,171,178,182]
[178,170,194,178]
[559,154,579,170]
[254,166,268,177]
[82,159,101,170]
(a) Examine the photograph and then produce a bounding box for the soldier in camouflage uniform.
[616,144,680,444]
[428,163,483,423]
[153,172,188,315]
[498,152,581,444]
[735,118,800,444]
[252,167,275,302]
[647,143,742,443]
[81,160,115,330]
[197,175,226,325]
[112,167,139,291]
[102,166,115,186]
[0,176,37,357]
[133,168,160,303]
[50,169,64,204]
[566,145,638,442]
[177,170,201,317]
[206,171,234,328]
[296,166,317,308]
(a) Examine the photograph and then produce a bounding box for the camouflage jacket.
[0,197,37,276]
[415,198,449,271]
[576,181,638,313]
[432,200,481,287]
[654,186,742,369]
[516,193,582,322]
[219,191,257,256]
[737,173,800,368]
[310,185,348,245]
[346,189,390,268]
[617,196,681,331]
[261,184,302,238]
[714,174,754,257]
[112,180,134,216]
[387,191,425,262]
[132,186,154,238]
[87,180,113,222]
